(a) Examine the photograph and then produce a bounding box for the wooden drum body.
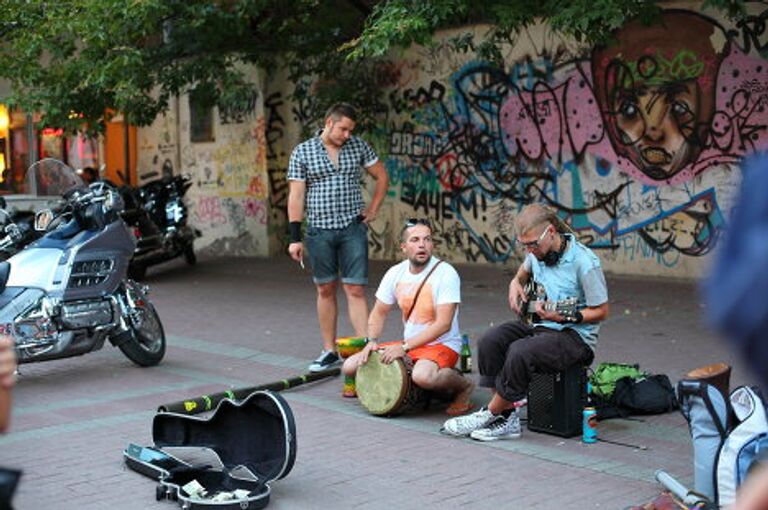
[355,351,428,416]
[685,362,731,399]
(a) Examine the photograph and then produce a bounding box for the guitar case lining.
[124,390,296,509]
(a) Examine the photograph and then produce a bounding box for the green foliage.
[548,0,662,44]
[701,0,748,19]
[346,0,749,61]
[288,53,393,141]
[0,0,369,133]
[0,0,750,135]
[342,0,468,59]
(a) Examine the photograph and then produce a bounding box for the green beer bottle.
[460,334,472,373]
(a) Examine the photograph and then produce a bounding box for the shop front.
[0,105,101,195]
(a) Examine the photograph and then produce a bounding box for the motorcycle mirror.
[34,209,54,231]
[104,189,123,213]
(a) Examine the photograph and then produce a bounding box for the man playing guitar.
[442,203,609,440]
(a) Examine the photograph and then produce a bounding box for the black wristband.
[289,222,302,243]
[572,310,584,324]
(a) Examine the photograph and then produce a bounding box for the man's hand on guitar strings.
[534,300,564,323]
[508,278,526,314]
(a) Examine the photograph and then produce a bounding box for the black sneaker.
[308,350,341,372]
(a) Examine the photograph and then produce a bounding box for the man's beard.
[409,255,430,269]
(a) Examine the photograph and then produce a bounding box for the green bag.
[589,362,646,399]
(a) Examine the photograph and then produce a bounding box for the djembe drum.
[335,336,368,397]
[355,351,429,416]
[685,362,731,400]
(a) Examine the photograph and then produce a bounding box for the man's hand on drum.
[379,342,406,364]
[358,341,379,365]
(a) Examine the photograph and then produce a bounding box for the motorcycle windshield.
[26,158,84,197]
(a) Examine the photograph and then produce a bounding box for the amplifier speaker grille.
[526,365,586,438]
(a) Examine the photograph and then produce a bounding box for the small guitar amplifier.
[527,365,586,438]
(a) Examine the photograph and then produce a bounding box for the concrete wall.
[136,68,270,257]
[267,2,768,278]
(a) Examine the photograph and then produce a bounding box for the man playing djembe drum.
[341,219,474,415]
[442,203,609,440]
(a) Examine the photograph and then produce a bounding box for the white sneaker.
[441,407,495,437]
[470,411,522,441]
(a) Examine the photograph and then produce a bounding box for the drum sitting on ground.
[355,351,429,416]
[685,362,731,400]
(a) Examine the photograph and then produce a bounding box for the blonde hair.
[515,203,573,237]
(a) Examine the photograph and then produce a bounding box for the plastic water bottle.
[460,334,472,373]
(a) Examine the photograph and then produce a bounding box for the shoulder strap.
[404,260,443,323]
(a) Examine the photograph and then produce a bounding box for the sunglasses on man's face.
[404,218,431,228]
[516,225,550,250]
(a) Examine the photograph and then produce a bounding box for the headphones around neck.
[542,233,568,266]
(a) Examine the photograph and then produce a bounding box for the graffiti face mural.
[261,8,767,273]
[592,11,728,182]
[360,7,768,274]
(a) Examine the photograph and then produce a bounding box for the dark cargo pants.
[477,320,594,403]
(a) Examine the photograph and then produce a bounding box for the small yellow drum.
[335,336,368,398]
[355,351,429,416]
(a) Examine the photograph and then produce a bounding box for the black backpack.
[613,374,679,415]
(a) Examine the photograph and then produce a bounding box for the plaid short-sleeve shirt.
[287,132,378,229]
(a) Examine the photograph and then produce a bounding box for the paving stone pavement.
[0,255,756,510]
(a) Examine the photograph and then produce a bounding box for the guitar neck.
[525,299,564,313]
[523,297,579,319]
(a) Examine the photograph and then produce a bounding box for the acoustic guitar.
[519,281,579,325]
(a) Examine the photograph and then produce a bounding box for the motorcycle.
[0,200,37,260]
[0,159,166,366]
[127,173,199,280]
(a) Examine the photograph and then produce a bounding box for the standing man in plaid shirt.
[287,103,389,372]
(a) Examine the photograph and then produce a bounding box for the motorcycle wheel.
[119,301,166,367]
[183,245,196,265]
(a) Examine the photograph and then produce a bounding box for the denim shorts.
[305,221,368,285]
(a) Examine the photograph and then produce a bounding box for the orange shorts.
[380,341,458,369]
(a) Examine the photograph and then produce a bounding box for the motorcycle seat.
[0,261,10,294]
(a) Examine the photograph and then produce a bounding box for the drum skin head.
[356,351,408,416]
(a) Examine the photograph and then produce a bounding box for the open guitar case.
[124,390,296,510]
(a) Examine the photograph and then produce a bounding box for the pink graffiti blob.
[563,76,605,155]
[500,48,768,187]
[500,90,543,160]
[694,47,768,170]
[500,73,604,164]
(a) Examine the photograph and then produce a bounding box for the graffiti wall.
[264,70,294,256]
[133,5,768,277]
[137,105,179,186]
[345,6,766,277]
[137,70,270,257]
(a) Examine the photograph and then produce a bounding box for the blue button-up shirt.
[525,234,608,348]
